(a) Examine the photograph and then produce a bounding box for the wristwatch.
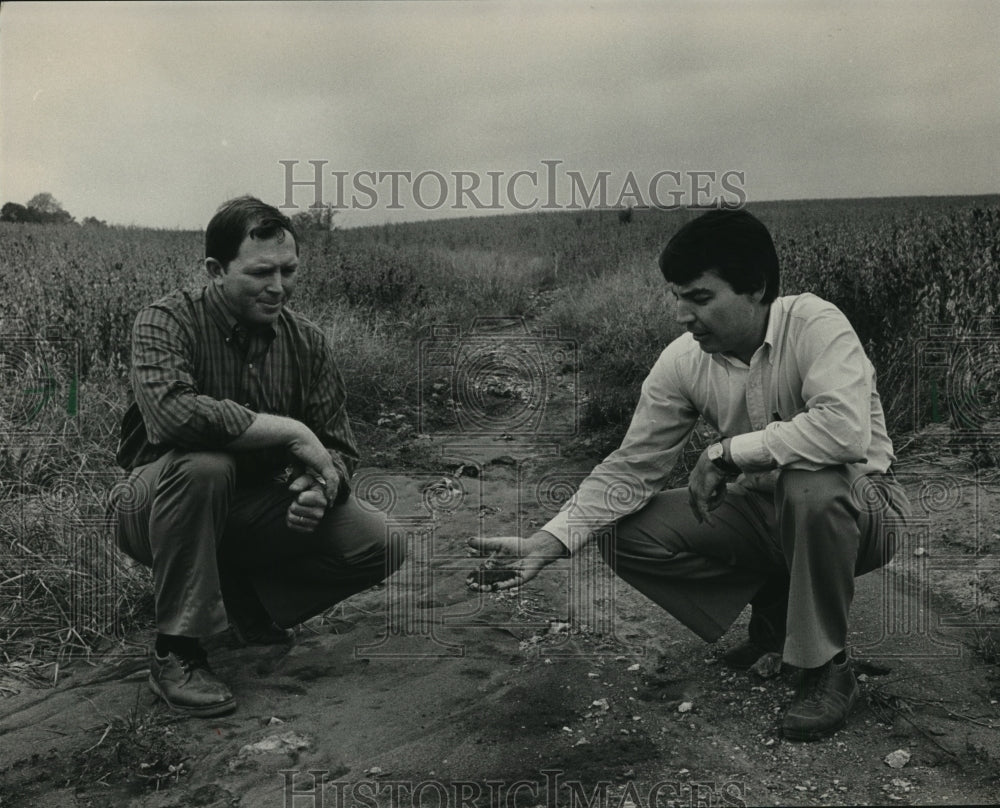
[707,441,740,475]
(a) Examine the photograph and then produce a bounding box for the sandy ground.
[1,446,999,807]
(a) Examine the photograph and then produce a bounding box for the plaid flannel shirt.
[116,282,357,503]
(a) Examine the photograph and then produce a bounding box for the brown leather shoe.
[781,655,858,741]
[149,651,236,717]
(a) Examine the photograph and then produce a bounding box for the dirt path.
[2,447,999,807]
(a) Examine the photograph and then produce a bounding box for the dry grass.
[0,196,997,683]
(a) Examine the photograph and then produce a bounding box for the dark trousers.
[112,450,403,638]
[601,466,910,668]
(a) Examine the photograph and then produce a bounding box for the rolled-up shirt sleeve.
[730,306,873,472]
[131,305,255,449]
[542,345,699,554]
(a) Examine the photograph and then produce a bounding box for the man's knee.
[161,450,237,489]
[331,499,405,574]
[777,467,852,517]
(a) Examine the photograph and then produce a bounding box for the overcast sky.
[2,0,997,229]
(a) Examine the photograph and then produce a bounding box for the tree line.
[1,193,337,231]
[1,192,107,226]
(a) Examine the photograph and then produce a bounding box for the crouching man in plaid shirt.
[112,196,403,717]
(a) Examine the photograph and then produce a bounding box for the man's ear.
[205,257,225,281]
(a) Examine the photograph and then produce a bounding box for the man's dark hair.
[205,196,299,269]
[659,209,779,304]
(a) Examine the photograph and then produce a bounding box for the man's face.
[669,269,767,359]
[211,231,299,326]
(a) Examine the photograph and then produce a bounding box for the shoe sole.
[149,676,237,718]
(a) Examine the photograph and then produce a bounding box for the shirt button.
[248,363,254,369]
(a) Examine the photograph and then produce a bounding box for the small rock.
[627,663,641,672]
[267,716,284,725]
[238,731,311,758]
[591,698,610,711]
[750,652,783,679]
[678,701,693,713]
[549,621,571,634]
[364,766,387,777]
[885,749,911,769]
[913,547,927,557]
[855,660,892,676]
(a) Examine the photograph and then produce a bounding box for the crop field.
[1,195,998,681]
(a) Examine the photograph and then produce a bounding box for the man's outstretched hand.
[466,531,569,591]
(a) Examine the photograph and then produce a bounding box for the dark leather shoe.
[222,570,293,647]
[230,616,294,647]
[149,651,236,717]
[722,639,780,670]
[781,655,858,741]
[723,603,786,671]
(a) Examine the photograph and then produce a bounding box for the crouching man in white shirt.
[469,208,910,741]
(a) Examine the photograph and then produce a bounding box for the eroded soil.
[1,447,999,808]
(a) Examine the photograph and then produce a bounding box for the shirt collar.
[762,296,783,351]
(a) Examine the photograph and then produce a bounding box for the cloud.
[2,0,997,227]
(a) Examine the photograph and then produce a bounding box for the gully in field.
[110,196,403,716]
[469,208,911,741]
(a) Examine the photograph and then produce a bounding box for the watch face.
[708,443,723,461]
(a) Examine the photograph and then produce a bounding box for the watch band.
[709,441,740,475]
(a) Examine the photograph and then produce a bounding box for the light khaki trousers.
[601,466,910,668]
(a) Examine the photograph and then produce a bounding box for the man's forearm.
[529,530,572,559]
[227,412,311,451]
[229,413,344,503]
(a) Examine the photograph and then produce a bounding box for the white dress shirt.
[542,293,896,553]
